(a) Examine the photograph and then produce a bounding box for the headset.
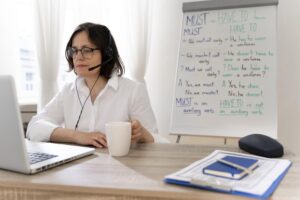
[88,27,114,71]
[75,26,114,130]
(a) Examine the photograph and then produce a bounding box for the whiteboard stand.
[176,135,181,143]
[173,134,235,145]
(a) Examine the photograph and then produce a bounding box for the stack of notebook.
[164,150,292,199]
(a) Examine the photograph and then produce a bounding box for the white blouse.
[26,75,159,142]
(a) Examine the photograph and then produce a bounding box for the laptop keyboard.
[28,152,58,164]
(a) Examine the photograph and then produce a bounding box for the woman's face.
[71,31,102,78]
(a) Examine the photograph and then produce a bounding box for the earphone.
[87,29,114,72]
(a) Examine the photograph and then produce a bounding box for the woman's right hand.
[50,127,107,148]
[73,131,107,148]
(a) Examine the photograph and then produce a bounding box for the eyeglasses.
[67,47,100,59]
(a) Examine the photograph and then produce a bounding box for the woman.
[26,22,158,148]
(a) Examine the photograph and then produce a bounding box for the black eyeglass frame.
[67,47,100,59]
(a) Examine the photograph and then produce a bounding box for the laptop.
[0,75,95,174]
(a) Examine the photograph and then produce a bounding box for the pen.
[217,159,253,174]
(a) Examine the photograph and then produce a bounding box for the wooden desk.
[0,143,299,200]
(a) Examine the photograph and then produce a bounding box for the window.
[16,0,37,103]
[16,0,74,104]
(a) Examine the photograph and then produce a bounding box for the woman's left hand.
[131,120,154,143]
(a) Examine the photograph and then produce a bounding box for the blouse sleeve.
[129,82,161,141]
[26,87,66,142]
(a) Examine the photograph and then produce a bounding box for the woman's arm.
[26,90,65,142]
[50,127,107,148]
[130,83,158,143]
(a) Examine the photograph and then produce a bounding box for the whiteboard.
[170,1,278,138]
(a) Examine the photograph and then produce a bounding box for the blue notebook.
[203,156,259,180]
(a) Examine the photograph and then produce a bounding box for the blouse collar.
[74,73,119,93]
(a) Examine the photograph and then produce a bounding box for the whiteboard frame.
[170,0,279,142]
[183,0,278,12]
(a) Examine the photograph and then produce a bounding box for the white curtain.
[33,0,65,111]
[126,0,153,82]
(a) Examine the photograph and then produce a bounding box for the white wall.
[146,0,300,154]
[277,0,300,155]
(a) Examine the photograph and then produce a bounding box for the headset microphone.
[88,57,113,71]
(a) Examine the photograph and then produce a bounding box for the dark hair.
[65,22,124,78]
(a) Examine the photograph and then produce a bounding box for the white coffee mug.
[105,121,131,156]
